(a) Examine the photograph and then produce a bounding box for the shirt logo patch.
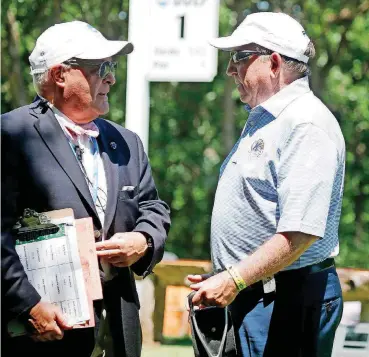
[250,139,264,157]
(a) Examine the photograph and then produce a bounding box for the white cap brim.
[76,40,134,60]
[209,36,252,51]
[209,35,309,63]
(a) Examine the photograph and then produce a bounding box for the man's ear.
[270,52,283,78]
[49,65,66,88]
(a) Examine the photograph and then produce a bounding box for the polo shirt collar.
[260,76,311,117]
[244,104,252,113]
[244,76,311,117]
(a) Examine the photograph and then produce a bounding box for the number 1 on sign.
[178,15,185,38]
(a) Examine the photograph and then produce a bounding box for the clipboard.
[8,209,102,337]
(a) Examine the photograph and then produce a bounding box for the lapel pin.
[110,141,117,150]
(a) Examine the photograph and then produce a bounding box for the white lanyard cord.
[68,137,106,214]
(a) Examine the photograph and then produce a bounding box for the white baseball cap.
[29,21,134,74]
[210,12,311,63]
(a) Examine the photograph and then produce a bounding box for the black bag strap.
[188,291,229,357]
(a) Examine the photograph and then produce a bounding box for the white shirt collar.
[49,104,100,140]
[247,76,311,118]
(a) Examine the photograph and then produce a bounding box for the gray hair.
[31,63,71,96]
[256,42,316,78]
[32,70,50,95]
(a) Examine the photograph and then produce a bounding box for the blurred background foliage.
[2,0,368,268]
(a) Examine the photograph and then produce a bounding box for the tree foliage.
[1,0,368,268]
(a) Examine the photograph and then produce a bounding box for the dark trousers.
[2,328,96,357]
[2,301,103,357]
[230,265,343,357]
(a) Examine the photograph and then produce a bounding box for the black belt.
[276,258,335,279]
[240,258,335,293]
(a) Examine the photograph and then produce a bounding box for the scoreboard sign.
[146,0,219,82]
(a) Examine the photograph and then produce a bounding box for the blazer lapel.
[32,102,99,221]
[95,122,120,234]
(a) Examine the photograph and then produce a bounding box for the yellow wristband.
[226,265,247,291]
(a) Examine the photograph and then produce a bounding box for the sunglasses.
[230,50,264,64]
[64,58,118,79]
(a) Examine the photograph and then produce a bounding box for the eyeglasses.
[230,50,264,64]
[64,58,118,79]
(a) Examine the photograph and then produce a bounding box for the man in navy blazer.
[1,21,170,357]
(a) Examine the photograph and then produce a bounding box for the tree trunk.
[53,0,61,24]
[221,0,249,154]
[222,76,236,154]
[7,8,27,107]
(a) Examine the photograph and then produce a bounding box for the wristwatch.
[145,234,154,252]
[139,231,153,254]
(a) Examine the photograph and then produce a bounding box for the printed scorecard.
[146,0,219,82]
[15,221,89,325]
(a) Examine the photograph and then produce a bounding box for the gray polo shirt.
[211,77,345,271]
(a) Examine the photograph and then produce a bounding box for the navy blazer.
[1,98,170,356]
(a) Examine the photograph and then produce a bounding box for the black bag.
[188,291,238,357]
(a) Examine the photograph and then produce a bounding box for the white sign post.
[125,1,151,151]
[125,0,219,151]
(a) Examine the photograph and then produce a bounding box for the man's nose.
[226,59,237,77]
[104,72,116,86]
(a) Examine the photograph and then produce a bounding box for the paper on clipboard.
[72,217,103,329]
[42,209,90,324]
[75,217,102,301]
[46,210,102,299]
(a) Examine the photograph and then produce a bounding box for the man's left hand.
[190,271,239,308]
[95,232,148,267]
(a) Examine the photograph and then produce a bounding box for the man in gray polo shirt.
[188,12,345,357]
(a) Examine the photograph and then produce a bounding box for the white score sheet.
[15,216,90,325]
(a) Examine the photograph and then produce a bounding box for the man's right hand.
[186,273,213,310]
[187,272,213,284]
[28,301,71,342]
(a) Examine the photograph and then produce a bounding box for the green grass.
[142,344,194,357]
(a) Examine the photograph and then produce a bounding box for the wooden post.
[152,260,212,342]
[153,277,167,343]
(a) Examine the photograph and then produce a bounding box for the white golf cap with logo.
[29,21,134,74]
[210,12,311,63]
